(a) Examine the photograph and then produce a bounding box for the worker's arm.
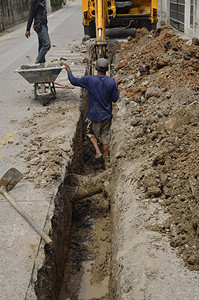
[25,31,30,38]
[65,64,71,72]
[111,79,120,103]
[25,0,38,38]
[65,64,89,89]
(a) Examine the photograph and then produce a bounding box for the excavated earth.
[109,25,199,299]
[23,26,199,299]
[114,25,199,272]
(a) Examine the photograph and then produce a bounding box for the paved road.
[0,1,84,299]
[0,0,83,168]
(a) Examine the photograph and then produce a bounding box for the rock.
[187,255,197,265]
[127,36,133,42]
[29,157,40,165]
[192,38,199,45]
[82,35,90,43]
[116,59,129,69]
[145,87,161,99]
[147,186,162,197]
[141,81,149,86]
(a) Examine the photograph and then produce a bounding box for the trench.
[32,44,119,300]
[59,174,111,300]
[35,110,112,300]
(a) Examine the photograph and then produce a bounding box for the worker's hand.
[25,31,30,38]
[64,63,71,72]
[116,79,121,87]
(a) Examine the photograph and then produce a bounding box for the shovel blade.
[0,168,23,192]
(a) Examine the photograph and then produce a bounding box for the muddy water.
[79,261,109,299]
[59,187,111,300]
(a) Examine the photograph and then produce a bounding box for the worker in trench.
[64,58,121,170]
[25,0,51,64]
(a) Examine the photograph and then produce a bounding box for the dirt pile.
[19,100,80,188]
[114,25,199,271]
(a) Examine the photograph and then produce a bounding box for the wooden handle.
[1,188,52,244]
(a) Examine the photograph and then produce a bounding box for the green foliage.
[51,0,63,6]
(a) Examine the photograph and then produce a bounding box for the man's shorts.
[86,118,111,145]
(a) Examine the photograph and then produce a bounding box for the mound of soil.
[114,26,199,271]
[19,100,80,188]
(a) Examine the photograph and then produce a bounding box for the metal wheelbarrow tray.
[15,64,65,100]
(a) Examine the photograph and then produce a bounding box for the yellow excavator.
[82,0,158,58]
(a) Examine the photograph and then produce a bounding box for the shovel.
[0,168,52,244]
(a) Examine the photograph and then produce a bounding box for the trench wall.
[35,116,84,299]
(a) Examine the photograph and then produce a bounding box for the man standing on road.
[25,0,51,63]
[64,58,121,169]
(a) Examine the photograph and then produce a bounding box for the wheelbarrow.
[15,63,65,105]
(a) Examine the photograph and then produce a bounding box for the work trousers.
[36,25,51,63]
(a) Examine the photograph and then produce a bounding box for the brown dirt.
[19,99,80,189]
[114,25,199,271]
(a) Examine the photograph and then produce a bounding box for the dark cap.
[96,58,109,72]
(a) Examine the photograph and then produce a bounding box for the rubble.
[21,60,64,69]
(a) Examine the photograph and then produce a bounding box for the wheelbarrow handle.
[0,187,52,244]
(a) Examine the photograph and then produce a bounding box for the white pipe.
[98,28,102,38]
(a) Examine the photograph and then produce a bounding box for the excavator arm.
[82,0,116,58]
[82,0,158,59]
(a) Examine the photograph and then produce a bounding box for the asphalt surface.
[0,1,84,299]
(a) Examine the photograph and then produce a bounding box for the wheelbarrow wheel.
[50,82,56,99]
[42,97,48,106]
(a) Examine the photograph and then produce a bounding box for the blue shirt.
[68,71,119,122]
